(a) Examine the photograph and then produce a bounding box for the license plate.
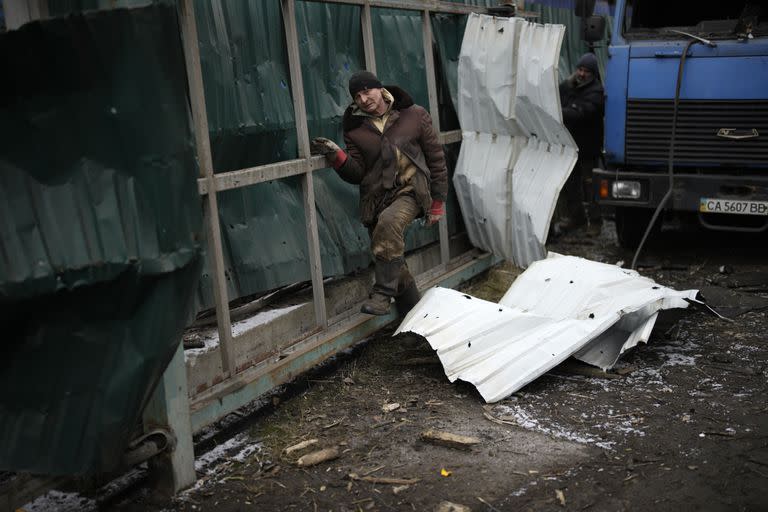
[699,198,768,216]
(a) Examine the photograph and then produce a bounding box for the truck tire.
[615,207,659,249]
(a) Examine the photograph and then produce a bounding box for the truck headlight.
[612,181,642,199]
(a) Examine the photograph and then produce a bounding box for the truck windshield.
[623,0,767,39]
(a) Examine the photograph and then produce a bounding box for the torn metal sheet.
[395,254,697,402]
[510,139,577,266]
[453,13,576,267]
[453,133,523,258]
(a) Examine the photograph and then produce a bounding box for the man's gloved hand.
[426,200,445,226]
[310,137,347,168]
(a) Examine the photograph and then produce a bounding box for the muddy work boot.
[395,265,420,318]
[361,258,403,315]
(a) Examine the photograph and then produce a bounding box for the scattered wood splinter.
[347,473,421,485]
[421,429,481,450]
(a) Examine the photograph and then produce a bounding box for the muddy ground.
[36,221,768,512]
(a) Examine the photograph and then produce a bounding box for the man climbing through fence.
[310,70,448,316]
[557,52,605,237]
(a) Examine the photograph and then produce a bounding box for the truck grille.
[625,99,768,166]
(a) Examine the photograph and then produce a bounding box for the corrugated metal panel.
[396,254,697,402]
[456,15,526,136]
[0,4,203,474]
[453,133,523,257]
[453,13,576,267]
[514,22,574,147]
[510,138,576,265]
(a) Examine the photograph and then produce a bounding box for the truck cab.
[592,0,768,247]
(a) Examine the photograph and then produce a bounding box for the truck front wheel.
[615,207,659,249]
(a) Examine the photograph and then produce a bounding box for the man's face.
[575,66,594,84]
[354,88,386,115]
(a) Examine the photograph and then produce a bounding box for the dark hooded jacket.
[559,75,604,159]
[336,86,448,227]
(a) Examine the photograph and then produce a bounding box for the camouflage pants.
[369,195,421,262]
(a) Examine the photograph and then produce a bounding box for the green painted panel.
[33,0,485,311]
[193,1,479,310]
[524,4,612,81]
[0,4,202,474]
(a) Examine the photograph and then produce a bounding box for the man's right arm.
[334,134,366,185]
[310,135,366,184]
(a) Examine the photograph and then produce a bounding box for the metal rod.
[178,0,235,375]
[361,1,377,74]
[282,0,328,327]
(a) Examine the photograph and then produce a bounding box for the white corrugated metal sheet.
[457,15,525,136]
[453,13,577,267]
[510,139,577,265]
[395,254,698,403]
[453,133,523,257]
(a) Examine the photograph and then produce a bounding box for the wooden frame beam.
[305,0,487,15]
[361,1,377,73]
[178,0,235,375]
[282,0,328,328]
[421,9,451,266]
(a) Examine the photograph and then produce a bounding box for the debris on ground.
[30,223,768,512]
[420,430,481,450]
[435,501,471,512]
[295,446,339,467]
[283,438,318,456]
[396,253,698,402]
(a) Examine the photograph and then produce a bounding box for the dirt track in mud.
[115,221,768,512]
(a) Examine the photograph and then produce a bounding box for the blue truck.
[584,0,768,248]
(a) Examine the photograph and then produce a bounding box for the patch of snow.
[494,404,615,450]
[232,442,260,463]
[195,432,261,474]
[595,421,646,437]
[663,353,696,367]
[184,333,219,358]
[732,343,760,353]
[231,304,304,337]
[626,366,664,385]
[185,304,305,358]
[23,490,95,512]
[22,469,147,512]
[180,433,264,496]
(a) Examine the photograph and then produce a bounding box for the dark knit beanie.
[576,53,599,75]
[348,71,382,98]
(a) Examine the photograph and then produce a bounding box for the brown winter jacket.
[336,86,448,227]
